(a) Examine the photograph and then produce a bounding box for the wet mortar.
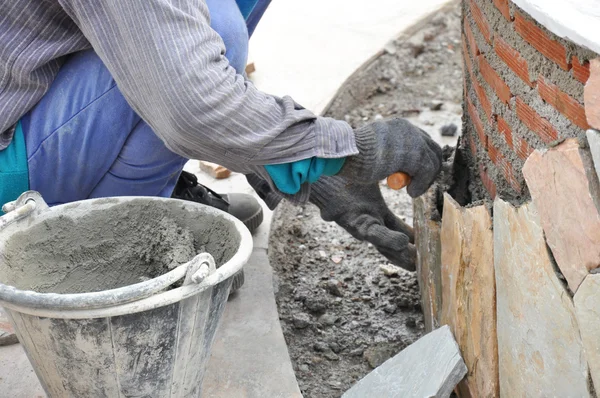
[268,3,463,397]
[0,200,237,294]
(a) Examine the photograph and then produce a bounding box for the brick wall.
[462,0,598,201]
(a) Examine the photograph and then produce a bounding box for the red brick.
[514,135,534,160]
[537,75,590,130]
[470,0,492,44]
[468,97,488,148]
[515,97,559,143]
[462,35,474,77]
[584,58,600,130]
[497,116,513,149]
[572,57,591,84]
[469,134,478,157]
[473,77,493,121]
[514,11,570,71]
[479,165,497,199]
[478,55,512,104]
[493,0,511,21]
[494,36,533,87]
[488,141,522,192]
[464,17,479,58]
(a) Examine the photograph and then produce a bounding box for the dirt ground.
[268,2,462,397]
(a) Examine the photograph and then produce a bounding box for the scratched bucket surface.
[0,192,253,397]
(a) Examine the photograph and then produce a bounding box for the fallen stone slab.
[494,199,590,397]
[574,274,600,391]
[584,59,600,130]
[342,325,467,398]
[522,138,600,292]
[440,194,498,397]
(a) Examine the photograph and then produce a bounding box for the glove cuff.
[339,124,378,181]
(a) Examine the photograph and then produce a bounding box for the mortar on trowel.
[0,191,253,397]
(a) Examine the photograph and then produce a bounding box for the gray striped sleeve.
[57,0,358,181]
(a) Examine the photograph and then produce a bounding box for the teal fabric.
[265,157,346,195]
[0,121,29,208]
[236,0,259,19]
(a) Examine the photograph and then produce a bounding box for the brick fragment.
[469,134,478,157]
[537,76,589,130]
[515,97,558,144]
[572,57,591,84]
[514,11,569,71]
[488,140,522,192]
[469,0,492,44]
[493,0,511,21]
[467,97,488,148]
[494,37,533,87]
[464,17,479,58]
[514,135,534,160]
[478,55,512,104]
[497,116,513,149]
[479,165,497,199]
[584,58,600,130]
[473,77,493,121]
[462,35,474,77]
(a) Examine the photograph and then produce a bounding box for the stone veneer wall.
[415,0,600,397]
[462,0,597,201]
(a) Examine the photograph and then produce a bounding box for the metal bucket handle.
[0,192,253,319]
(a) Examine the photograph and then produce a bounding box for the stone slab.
[522,139,600,292]
[414,192,443,332]
[0,306,18,346]
[440,194,498,398]
[342,325,467,398]
[202,248,302,397]
[585,59,600,130]
[574,274,600,391]
[494,199,590,397]
[587,129,600,185]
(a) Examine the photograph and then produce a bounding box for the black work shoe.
[172,171,264,234]
[172,171,264,294]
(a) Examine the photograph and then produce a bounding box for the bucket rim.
[0,195,253,318]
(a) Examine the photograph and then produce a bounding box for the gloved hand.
[340,118,443,197]
[309,175,417,271]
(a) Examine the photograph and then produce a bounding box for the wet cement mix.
[268,3,462,397]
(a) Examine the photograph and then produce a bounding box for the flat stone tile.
[342,325,466,398]
[522,139,600,292]
[494,199,590,397]
[440,194,498,397]
[585,59,600,130]
[574,274,600,391]
[413,191,443,332]
[586,129,600,185]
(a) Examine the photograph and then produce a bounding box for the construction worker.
[0,0,442,274]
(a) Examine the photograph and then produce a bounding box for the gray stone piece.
[587,129,600,185]
[342,325,467,398]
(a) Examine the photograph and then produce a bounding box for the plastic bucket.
[0,191,253,397]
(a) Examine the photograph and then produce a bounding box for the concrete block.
[523,139,600,292]
[342,325,467,398]
[574,274,600,391]
[440,194,499,397]
[413,192,442,332]
[494,199,590,397]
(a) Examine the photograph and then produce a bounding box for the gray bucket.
[0,191,253,397]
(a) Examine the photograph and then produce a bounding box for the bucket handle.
[0,191,49,230]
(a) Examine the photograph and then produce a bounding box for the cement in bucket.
[0,191,253,397]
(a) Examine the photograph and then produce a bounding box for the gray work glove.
[340,118,443,197]
[309,175,417,271]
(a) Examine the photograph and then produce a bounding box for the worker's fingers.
[361,223,416,271]
[383,211,414,243]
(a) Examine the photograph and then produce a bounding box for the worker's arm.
[57,0,357,182]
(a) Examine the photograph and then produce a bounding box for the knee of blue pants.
[205,0,249,75]
[22,50,186,205]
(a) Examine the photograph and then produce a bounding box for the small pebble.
[441,123,458,137]
[292,313,311,329]
[326,279,344,297]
